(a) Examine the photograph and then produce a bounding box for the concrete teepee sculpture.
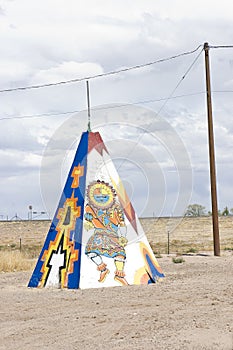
[28,131,164,289]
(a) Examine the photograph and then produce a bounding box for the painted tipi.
[28,131,164,289]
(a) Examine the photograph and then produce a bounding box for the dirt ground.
[0,252,232,350]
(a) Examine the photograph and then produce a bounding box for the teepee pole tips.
[86,80,91,132]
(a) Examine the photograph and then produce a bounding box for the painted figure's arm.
[85,205,105,229]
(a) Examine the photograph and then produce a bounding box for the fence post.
[167,230,170,255]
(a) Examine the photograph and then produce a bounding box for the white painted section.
[45,244,65,288]
[79,145,161,289]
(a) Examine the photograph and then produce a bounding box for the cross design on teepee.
[71,164,84,188]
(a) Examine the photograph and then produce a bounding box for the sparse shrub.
[172,257,185,264]
[186,247,197,253]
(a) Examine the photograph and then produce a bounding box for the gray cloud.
[0,1,233,219]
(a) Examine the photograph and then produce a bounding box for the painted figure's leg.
[86,252,110,282]
[114,255,128,285]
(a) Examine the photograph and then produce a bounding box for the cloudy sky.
[0,0,233,220]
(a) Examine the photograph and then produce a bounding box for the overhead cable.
[151,46,204,118]
[209,45,233,49]
[0,92,207,122]
[0,45,203,94]
[115,46,204,172]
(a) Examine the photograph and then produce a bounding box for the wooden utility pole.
[204,42,220,256]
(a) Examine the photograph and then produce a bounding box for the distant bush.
[172,257,185,264]
[186,247,197,253]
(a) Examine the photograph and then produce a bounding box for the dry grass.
[150,239,233,255]
[0,250,35,272]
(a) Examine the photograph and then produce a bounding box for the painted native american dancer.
[84,180,128,285]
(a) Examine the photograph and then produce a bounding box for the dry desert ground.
[0,252,232,350]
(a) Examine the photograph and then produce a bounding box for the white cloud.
[0,61,32,85]
[32,61,103,84]
[0,0,233,218]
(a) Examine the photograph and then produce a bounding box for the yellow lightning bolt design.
[39,192,81,288]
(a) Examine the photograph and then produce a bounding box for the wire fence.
[0,217,232,255]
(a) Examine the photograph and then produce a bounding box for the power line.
[0,45,203,94]
[3,88,232,122]
[151,46,204,118]
[115,46,204,173]
[1,43,232,122]
[212,90,233,93]
[0,43,232,95]
[0,110,79,121]
[0,91,207,122]
[0,47,205,121]
[209,45,233,49]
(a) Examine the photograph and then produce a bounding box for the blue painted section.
[145,253,165,283]
[28,132,88,288]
